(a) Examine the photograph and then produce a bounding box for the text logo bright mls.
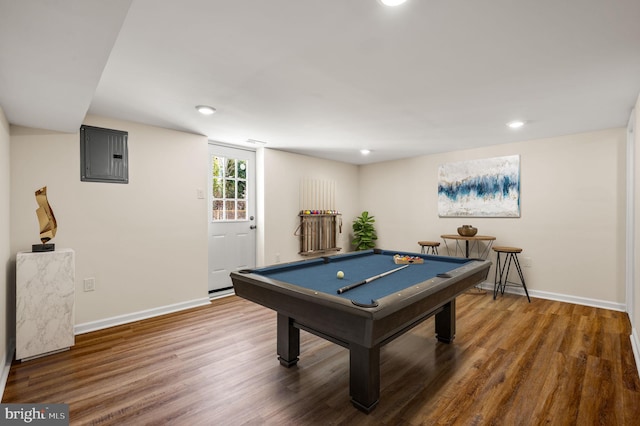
[1,404,68,425]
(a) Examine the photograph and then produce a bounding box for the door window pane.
[212,157,224,177]
[238,181,246,199]
[213,178,223,198]
[211,155,249,222]
[237,201,247,220]
[225,179,236,198]
[213,200,224,220]
[225,200,236,220]
[238,160,247,179]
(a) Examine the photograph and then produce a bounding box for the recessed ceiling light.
[360,149,371,155]
[380,0,408,5]
[196,105,216,115]
[507,120,525,129]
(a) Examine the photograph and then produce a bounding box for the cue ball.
[337,271,344,279]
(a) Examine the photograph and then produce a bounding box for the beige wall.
[360,128,627,305]
[260,149,360,265]
[10,115,209,326]
[0,106,10,374]
[6,117,359,333]
[2,112,634,346]
[634,95,640,346]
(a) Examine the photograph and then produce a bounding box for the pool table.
[230,249,491,413]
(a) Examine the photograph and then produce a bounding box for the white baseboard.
[477,281,626,311]
[0,338,15,399]
[632,328,640,377]
[74,297,211,335]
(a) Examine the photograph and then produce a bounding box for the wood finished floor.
[3,293,640,425]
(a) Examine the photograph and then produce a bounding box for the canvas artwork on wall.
[438,155,520,217]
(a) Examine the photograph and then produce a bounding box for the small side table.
[440,234,496,259]
[441,235,496,295]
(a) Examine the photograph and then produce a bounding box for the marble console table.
[16,249,75,361]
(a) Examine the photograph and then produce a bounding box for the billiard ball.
[337,271,344,279]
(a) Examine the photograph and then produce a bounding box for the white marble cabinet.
[16,249,75,360]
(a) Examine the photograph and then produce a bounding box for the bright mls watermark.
[1,404,68,425]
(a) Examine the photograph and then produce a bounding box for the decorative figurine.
[32,186,57,252]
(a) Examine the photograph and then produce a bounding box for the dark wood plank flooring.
[3,293,639,425]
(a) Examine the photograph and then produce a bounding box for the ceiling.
[1,0,639,165]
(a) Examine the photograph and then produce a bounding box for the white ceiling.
[1,0,639,165]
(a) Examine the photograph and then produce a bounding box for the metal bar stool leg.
[500,253,510,295]
[502,253,515,296]
[493,252,502,300]
[511,253,531,302]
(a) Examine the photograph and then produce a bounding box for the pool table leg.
[435,299,456,343]
[277,313,300,367]
[349,344,380,413]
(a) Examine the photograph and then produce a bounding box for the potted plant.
[352,211,377,250]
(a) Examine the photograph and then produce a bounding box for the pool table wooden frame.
[230,249,491,413]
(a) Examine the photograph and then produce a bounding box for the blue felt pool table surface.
[252,249,473,306]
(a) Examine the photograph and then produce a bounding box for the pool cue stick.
[337,264,409,294]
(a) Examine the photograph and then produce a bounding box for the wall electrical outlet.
[521,257,532,267]
[83,277,96,292]
[196,188,205,199]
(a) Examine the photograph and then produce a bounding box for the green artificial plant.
[352,211,378,251]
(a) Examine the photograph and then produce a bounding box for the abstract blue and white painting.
[438,155,520,217]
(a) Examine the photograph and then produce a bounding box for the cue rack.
[295,211,342,256]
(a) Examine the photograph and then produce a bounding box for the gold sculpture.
[33,186,57,252]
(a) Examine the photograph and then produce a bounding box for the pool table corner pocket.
[351,299,379,308]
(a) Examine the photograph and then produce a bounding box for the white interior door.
[208,144,256,293]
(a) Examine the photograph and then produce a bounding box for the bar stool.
[492,246,531,303]
[418,241,440,255]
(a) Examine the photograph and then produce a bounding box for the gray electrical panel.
[80,125,128,184]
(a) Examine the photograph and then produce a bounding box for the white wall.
[10,115,209,326]
[360,128,627,306]
[260,149,360,265]
[0,106,10,378]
